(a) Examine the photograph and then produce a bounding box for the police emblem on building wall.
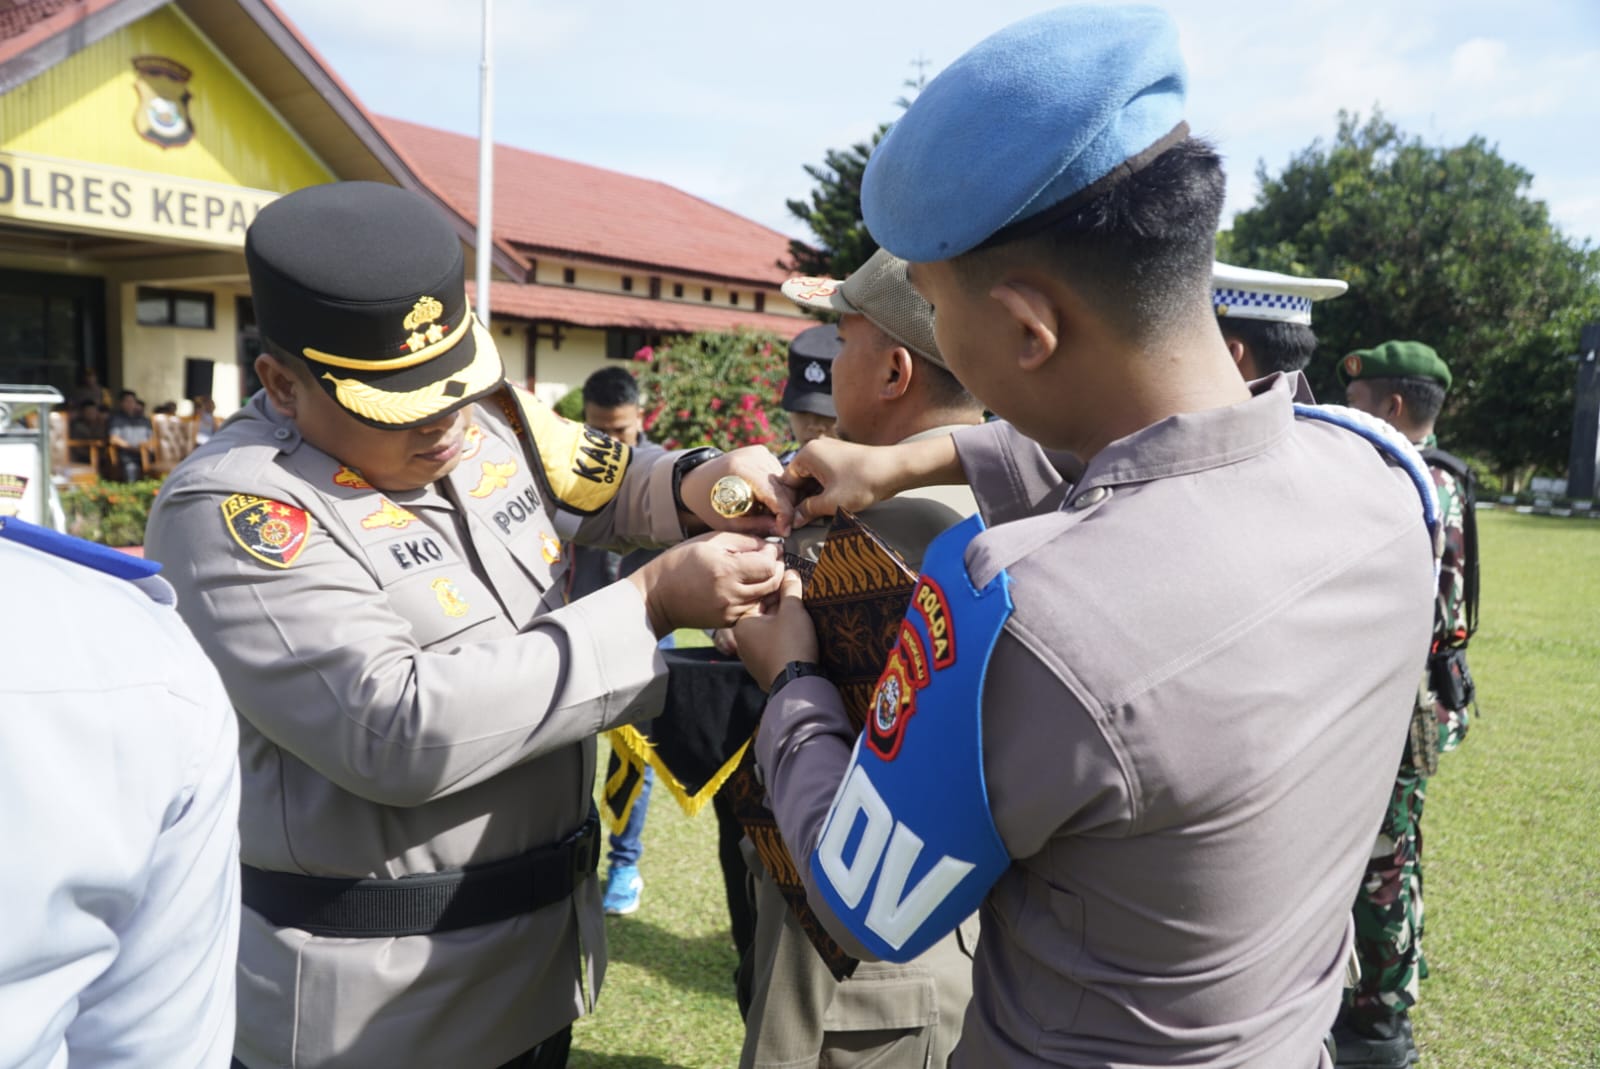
[132,55,195,149]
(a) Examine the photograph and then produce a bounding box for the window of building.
[0,269,106,396]
[563,267,576,285]
[649,277,662,299]
[754,292,766,313]
[622,275,634,292]
[673,283,684,298]
[702,287,713,302]
[730,291,739,306]
[136,287,213,329]
[605,328,666,361]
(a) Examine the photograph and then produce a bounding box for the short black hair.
[119,389,139,401]
[1218,318,1318,375]
[1369,376,1447,427]
[955,136,1226,342]
[917,357,981,413]
[582,365,640,409]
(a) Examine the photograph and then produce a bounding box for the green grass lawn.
[572,512,1600,1068]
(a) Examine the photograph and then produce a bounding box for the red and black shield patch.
[222,494,310,568]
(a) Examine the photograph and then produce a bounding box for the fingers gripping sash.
[1293,404,1443,583]
[809,514,1012,962]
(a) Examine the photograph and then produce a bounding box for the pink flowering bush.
[633,329,791,452]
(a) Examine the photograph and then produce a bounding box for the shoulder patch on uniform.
[222,494,310,568]
[503,385,631,516]
[911,576,956,670]
[540,531,562,564]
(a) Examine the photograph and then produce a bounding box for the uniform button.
[273,427,292,441]
[1071,486,1110,509]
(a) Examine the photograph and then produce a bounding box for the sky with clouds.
[272,0,1600,251]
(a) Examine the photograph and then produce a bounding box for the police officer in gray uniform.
[145,181,789,1069]
[735,7,1439,1068]
[738,249,984,1069]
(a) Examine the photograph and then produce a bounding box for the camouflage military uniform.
[1347,446,1469,1026]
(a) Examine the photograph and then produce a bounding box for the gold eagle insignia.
[361,498,417,530]
[469,460,517,499]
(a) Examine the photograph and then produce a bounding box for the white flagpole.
[474,0,494,326]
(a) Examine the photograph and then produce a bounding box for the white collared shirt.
[0,537,240,1069]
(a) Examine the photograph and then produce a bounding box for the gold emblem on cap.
[402,296,447,351]
[789,277,839,300]
[1344,353,1363,377]
[710,474,756,519]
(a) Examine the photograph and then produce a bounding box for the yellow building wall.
[119,280,248,416]
[0,6,332,194]
[534,327,609,406]
[483,318,527,387]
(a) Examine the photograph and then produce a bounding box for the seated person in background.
[107,390,153,482]
[68,399,106,463]
[193,395,220,445]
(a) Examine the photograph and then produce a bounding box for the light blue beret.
[862,5,1189,263]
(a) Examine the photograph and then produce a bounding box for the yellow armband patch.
[503,385,631,515]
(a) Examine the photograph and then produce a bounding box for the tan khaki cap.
[781,249,946,368]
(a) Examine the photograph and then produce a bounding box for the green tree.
[633,330,790,453]
[784,128,886,279]
[1221,111,1600,479]
[784,61,933,279]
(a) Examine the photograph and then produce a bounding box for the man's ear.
[988,280,1058,371]
[881,347,915,401]
[1386,391,1405,424]
[255,353,301,419]
[1224,337,1248,369]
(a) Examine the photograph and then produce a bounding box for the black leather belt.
[240,811,600,938]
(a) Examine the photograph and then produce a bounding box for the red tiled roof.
[471,281,811,339]
[382,116,799,287]
[0,0,119,66]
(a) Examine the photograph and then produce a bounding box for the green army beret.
[1337,340,1451,390]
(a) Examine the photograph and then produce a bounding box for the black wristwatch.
[671,446,723,514]
[768,660,823,696]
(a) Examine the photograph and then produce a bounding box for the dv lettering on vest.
[817,764,975,952]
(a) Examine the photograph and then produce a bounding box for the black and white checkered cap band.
[1212,287,1314,325]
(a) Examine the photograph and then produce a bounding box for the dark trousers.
[231,1027,571,1069]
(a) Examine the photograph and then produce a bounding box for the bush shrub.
[632,330,791,452]
[61,479,163,547]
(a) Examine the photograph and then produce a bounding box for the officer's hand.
[680,447,796,537]
[784,434,963,527]
[627,532,783,637]
[734,569,818,692]
[781,438,898,526]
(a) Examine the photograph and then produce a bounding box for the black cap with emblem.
[245,181,505,430]
[780,324,841,418]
